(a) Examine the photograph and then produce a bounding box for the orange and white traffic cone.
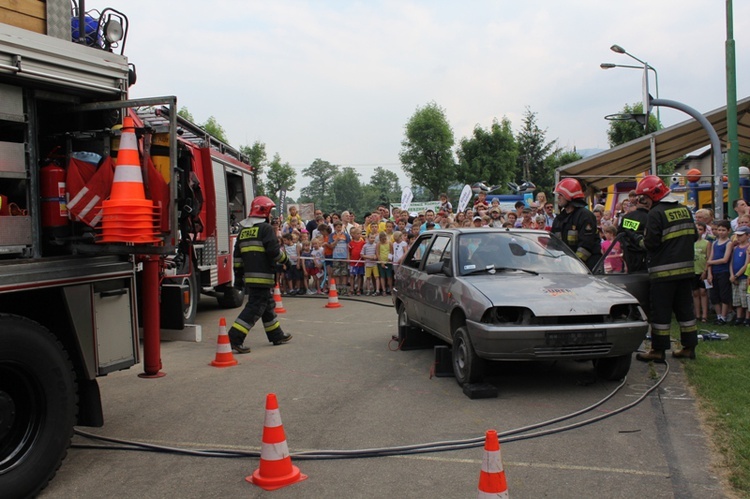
[247,393,308,491]
[209,318,238,368]
[99,116,158,244]
[324,276,342,309]
[477,429,508,498]
[273,284,287,314]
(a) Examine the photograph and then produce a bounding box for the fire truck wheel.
[183,270,199,324]
[217,286,245,309]
[0,315,77,498]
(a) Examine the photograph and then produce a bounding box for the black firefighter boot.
[271,331,293,346]
[228,329,251,354]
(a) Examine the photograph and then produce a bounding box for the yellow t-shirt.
[377,242,391,263]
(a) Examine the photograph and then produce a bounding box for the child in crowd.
[730,226,750,325]
[318,223,333,291]
[600,224,624,273]
[439,192,453,214]
[300,240,317,295]
[311,237,325,294]
[707,219,733,325]
[362,232,380,295]
[377,231,394,295]
[329,220,351,295]
[348,227,366,295]
[392,231,408,265]
[693,222,711,323]
[281,233,302,295]
[275,233,288,290]
[385,220,396,242]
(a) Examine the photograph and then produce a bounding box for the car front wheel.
[452,326,485,386]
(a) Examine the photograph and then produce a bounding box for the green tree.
[202,116,228,143]
[331,167,364,214]
[606,102,660,147]
[399,101,455,199]
[516,107,557,194]
[456,117,518,193]
[241,141,267,196]
[300,159,339,212]
[177,106,194,122]
[369,167,402,205]
[265,153,296,205]
[544,149,583,195]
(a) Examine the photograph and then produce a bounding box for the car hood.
[464,273,640,316]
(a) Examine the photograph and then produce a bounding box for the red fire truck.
[0,2,253,496]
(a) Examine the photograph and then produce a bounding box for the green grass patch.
[673,322,750,494]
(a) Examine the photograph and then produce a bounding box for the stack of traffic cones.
[477,429,509,498]
[325,277,342,309]
[273,284,287,313]
[209,318,238,368]
[99,116,158,244]
[247,393,307,491]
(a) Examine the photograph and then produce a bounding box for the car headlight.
[609,304,645,322]
[482,307,532,325]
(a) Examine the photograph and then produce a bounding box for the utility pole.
[726,0,740,217]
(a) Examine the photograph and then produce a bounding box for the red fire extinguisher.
[40,162,68,228]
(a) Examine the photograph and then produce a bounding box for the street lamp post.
[602,44,661,175]
[602,44,661,125]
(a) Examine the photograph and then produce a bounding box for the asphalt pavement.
[40,293,728,498]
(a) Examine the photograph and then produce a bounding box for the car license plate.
[545,330,607,346]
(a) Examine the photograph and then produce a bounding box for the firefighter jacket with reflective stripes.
[642,199,697,281]
[234,220,288,288]
[618,207,649,270]
[551,203,601,266]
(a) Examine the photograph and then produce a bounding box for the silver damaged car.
[392,228,649,385]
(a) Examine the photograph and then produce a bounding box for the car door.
[418,234,454,339]
[397,233,435,328]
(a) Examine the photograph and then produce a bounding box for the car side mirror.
[425,261,447,276]
[442,260,453,277]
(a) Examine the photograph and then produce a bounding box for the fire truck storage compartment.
[94,279,136,373]
[64,277,137,375]
[0,83,33,254]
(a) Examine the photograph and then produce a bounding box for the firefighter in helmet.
[551,178,601,270]
[633,175,698,362]
[228,196,292,353]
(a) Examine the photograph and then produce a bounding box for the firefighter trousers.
[228,287,286,345]
[649,278,698,351]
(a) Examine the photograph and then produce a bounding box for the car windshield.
[457,231,589,276]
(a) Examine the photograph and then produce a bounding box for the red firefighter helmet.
[635,175,670,202]
[554,178,585,201]
[248,196,275,218]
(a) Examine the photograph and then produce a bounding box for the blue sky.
[103,0,749,198]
